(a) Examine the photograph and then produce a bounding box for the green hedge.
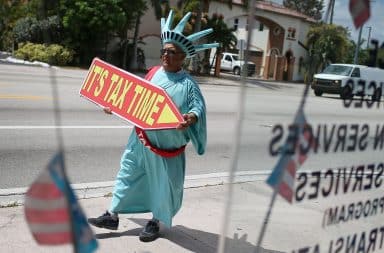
[14,42,74,66]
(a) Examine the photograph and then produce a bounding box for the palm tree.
[176,0,247,75]
[307,24,350,71]
[206,13,237,76]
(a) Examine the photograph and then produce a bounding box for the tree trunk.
[123,38,128,70]
[104,34,108,60]
[214,49,222,77]
[202,49,211,74]
[190,1,202,73]
[129,14,141,71]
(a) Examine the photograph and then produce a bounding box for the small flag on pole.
[24,152,98,253]
[266,109,314,203]
[349,0,371,29]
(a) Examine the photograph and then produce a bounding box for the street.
[0,64,382,189]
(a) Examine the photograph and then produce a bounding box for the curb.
[0,170,269,207]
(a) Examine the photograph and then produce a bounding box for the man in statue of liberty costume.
[88,10,219,242]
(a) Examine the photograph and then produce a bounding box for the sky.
[272,0,384,47]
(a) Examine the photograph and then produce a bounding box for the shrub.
[13,16,62,44]
[14,42,74,66]
[13,17,41,43]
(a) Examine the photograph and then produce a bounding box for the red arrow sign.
[79,58,184,129]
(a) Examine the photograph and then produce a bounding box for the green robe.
[109,67,207,227]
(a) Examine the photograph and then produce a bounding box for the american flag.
[349,0,371,29]
[266,109,314,203]
[24,152,98,253]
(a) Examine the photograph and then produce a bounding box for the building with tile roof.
[136,0,316,81]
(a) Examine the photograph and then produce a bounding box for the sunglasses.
[160,48,184,56]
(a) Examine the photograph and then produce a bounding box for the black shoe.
[88,211,119,230]
[139,220,160,242]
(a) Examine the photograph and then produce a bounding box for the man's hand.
[103,107,112,114]
[176,113,197,130]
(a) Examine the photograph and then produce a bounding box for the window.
[287,27,296,40]
[259,23,264,31]
[299,57,304,74]
[322,65,353,76]
[234,18,239,31]
[273,26,281,36]
[351,68,360,77]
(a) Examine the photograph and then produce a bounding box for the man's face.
[161,43,186,72]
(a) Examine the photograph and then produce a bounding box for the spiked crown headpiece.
[161,10,219,58]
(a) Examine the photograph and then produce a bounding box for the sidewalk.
[2,173,378,253]
[0,178,325,253]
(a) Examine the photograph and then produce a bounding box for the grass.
[0,201,20,208]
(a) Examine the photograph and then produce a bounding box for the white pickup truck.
[311,64,384,101]
[210,52,256,76]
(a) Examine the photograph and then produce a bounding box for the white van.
[311,64,384,101]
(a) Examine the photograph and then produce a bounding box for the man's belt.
[135,127,186,158]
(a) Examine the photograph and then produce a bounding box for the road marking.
[0,125,133,129]
[0,94,50,100]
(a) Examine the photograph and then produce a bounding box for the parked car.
[210,52,256,76]
[311,64,384,101]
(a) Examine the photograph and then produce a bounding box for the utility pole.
[329,0,335,24]
[353,0,375,64]
[366,26,372,49]
[353,25,363,64]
